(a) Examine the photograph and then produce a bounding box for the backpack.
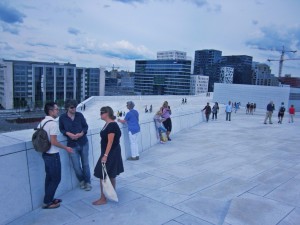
[32,120,53,152]
[280,106,285,113]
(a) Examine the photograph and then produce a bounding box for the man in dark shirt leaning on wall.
[59,99,92,191]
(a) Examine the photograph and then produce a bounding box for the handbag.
[101,163,118,202]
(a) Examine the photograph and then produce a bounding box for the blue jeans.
[42,153,61,205]
[226,112,231,121]
[69,141,91,183]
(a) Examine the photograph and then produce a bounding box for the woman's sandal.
[42,202,60,209]
[52,199,62,204]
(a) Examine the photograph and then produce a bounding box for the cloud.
[246,25,300,52]
[68,27,80,35]
[0,41,14,51]
[112,0,147,3]
[26,42,56,48]
[101,40,153,60]
[0,2,26,24]
[184,0,208,8]
[65,39,153,60]
[1,23,20,34]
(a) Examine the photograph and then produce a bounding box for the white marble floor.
[7,109,300,225]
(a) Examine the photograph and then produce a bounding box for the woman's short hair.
[101,106,116,120]
[126,101,135,109]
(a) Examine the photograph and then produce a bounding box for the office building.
[220,55,253,85]
[190,75,209,95]
[157,50,187,60]
[252,62,279,86]
[193,49,222,91]
[0,59,105,109]
[135,59,192,95]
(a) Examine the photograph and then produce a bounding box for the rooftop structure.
[157,50,187,60]
[2,93,299,225]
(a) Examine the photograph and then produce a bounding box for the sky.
[1,0,300,76]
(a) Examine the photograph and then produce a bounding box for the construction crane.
[267,46,297,77]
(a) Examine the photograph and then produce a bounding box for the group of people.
[116,111,126,117]
[245,102,256,114]
[202,101,234,122]
[181,98,187,104]
[38,99,174,209]
[264,101,295,124]
[145,104,152,113]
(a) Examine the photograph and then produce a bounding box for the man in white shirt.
[225,101,232,121]
[41,102,73,209]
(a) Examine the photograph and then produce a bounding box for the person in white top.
[40,102,73,209]
[225,101,232,121]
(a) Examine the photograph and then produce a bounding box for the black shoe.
[127,157,137,161]
[264,123,267,124]
[168,137,171,141]
[136,156,139,160]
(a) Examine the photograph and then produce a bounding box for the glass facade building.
[134,60,192,95]
[0,59,104,109]
[193,49,222,91]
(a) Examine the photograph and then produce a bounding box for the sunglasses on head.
[100,111,107,115]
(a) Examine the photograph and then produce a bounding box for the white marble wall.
[0,109,202,225]
[213,83,290,110]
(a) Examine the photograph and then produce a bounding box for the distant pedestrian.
[145,105,148,113]
[278,102,285,124]
[182,98,184,104]
[225,101,232,121]
[202,102,211,122]
[246,102,250,114]
[160,101,172,141]
[149,104,152,113]
[118,101,140,160]
[289,105,295,123]
[253,103,256,112]
[264,101,275,124]
[212,102,219,120]
[41,102,73,209]
[83,104,86,111]
[250,103,254,115]
[185,98,187,104]
[119,111,122,117]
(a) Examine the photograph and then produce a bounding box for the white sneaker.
[79,181,85,189]
[85,183,92,191]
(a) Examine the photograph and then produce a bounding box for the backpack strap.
[40,120,54,129]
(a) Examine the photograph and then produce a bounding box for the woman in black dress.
[93,106,124,205]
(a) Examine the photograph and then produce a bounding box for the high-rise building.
[252,62,278,86]
[0,59,105,109]
[134,59,192,95]
[157,50,187,60]
[190,75,209,95]
[193,49,222,91]
[220,55,253,85]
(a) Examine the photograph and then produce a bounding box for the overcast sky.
[1,0,300,76]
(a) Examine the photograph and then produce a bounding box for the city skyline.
[1,0,300,76]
